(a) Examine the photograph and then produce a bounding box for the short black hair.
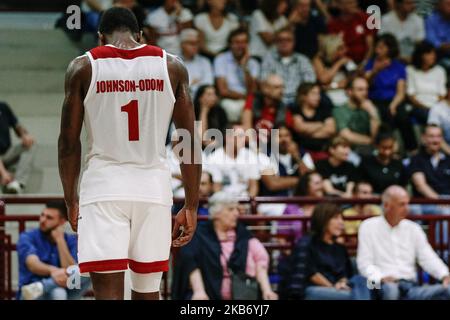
[374,124,395,145]
[227,27,249,46]
[411,41,436,70]
[46,200,68,220]
[375,33,400,59]
[99,7,140,35]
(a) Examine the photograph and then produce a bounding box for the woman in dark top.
[359,126,406,194]
[364,33,418,153]
[194,85,228,149]
[303,203,370,300]
[290,83,336,162]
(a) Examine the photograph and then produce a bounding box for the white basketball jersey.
[79,44,175,206]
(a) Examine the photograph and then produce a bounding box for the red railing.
[1,196,450,300]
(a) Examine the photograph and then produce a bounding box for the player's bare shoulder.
[65,54,92,96]
[166,53,189,97]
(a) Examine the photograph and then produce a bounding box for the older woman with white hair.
[171,191,278,300]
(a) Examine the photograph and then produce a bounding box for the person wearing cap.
[180,28,214,98]
[171,191,278,300]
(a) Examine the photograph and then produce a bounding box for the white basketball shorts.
[77,201,171,275]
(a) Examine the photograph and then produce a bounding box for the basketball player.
[58,7,201,300]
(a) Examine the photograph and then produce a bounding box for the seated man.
[260,27,316,105]
[0,101,36,194]
[180,28,214,98]
[357,185,450,300]
[332,76,380,156]
[408,124,450,214]
[17,201,90,300]
[205,123,261,198]
[343,181,382,237]
[214,28,260,122]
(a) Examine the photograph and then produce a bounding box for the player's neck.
[105,33,141,50]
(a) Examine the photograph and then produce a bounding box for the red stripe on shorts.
[128,259,169,274]
[79,259,129,273]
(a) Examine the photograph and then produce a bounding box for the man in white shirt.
[380,0,425,61]
[357,185,450,300]
[180,29,214,98]
[146,0,193,55]
[206,124,260,198]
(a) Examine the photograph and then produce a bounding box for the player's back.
[80,44,175,206]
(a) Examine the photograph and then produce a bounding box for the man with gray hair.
[357,185,450,299]
[180,28,214,97]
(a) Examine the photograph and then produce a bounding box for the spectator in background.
[206,123,260,198]
[290,0,327,59]
[408,124,450,212]
[258,125,307,200]
[180,29,214,98]
[365,34,418,153]
[114,0,147,30]
[425,0,450,63]
[290,83,336,162]
[171,191,278,300]
[17,201,90,300]
[359,127,406,194]
[214,28,260,122]
[242,74,288,134]
[343,181,382,237]
[197,171,214,217]
[428,85,450,155]
[327,0,375,65]
[313,33,357,107]
[261,27,317,105]
[194,85,228,149]
[380,0,425,62]
[282,171,325,225]
[414,0,438,17]
[332,76,380,155]
[316,137,359,197]
[297,203,370,300]
[81,0,113,33]
[248,0,289,60]
[0,102,35,194]
[407,41,447,124]
[146,0,193,55]
[357,185,450,300]
[194,0,240,58]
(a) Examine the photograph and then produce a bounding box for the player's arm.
[58,55,90,232]
[168,54,202,247]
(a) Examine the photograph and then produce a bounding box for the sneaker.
[21,282,44,300]
[4,180,22,194]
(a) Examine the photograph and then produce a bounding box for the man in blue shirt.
[426,0,450,59]
[17,201,90,300]
[214,28,260,122]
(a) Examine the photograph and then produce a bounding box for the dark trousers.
[373,100,418,152]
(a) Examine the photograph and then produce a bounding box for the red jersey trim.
[79,259,129,273]
[90,45,163,60]
[129,259,169,274]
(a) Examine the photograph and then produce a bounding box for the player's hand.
[172,206,197,247]
[67,202,79,233]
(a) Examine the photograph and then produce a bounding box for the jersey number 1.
[121,100,139,141]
